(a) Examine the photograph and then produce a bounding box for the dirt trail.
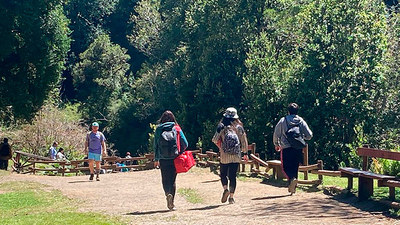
[2,167,398,225]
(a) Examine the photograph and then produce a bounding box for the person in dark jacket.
[154,110,188,210]
[273,103,313,194]
[0,138,12,170]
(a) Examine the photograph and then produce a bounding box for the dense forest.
[1,0,400,171]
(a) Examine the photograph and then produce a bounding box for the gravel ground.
[1,167,398,225]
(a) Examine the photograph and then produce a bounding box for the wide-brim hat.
[223,107,239,119]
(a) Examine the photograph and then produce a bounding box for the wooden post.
[62,162,65,177]
[317,160,323,182]
[358,176,373,200]
[14,152,21,173]
[347,177,353,190]
[389,187,395,201]
[303,145,309,180]
[362,156,368,171]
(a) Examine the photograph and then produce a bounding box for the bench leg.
[272,168,277,179]
[347,177,353,190]
[389,187,395,201]
[358,176,373,201]
[276,167,285,180]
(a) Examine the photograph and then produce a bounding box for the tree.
[72,34,131,123]
[0,0,70,123]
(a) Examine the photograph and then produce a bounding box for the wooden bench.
[339,147,400,200]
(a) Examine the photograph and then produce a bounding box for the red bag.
[174,151,195,173]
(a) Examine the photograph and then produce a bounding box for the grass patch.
[177,188,203,204]
[0,181,125,225]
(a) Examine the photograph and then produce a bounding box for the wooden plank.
[265,160,281,166]
[297,179,321,185]
[311,170,341,177]
[339,167,366,177]
[298,164,319,172]
[357,147,400,161]
[250,154,269,168]
[15,151,52,161]
[378,179,400,188]
[359,172,395,180]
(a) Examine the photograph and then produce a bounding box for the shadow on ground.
[126,210,171,215]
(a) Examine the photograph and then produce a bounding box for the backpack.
[159,127,179,158]
[0,143,10,157]
[222,125,241,155]
[285,117,307,149]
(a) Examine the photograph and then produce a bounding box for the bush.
[2,103,87,160]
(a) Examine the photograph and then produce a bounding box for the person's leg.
[88,159,94,174]
[160,160,175,209]
[227,163,239,203]
[282,148,296,180]
[4,159,8,171]
[293,148,303,179]
[220,163,230,203]
[228,163,239,194]
[95,160,101,181]
[0,160,5,170]
[220,163,229,188]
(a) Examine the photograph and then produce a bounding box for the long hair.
[159,110,177,124]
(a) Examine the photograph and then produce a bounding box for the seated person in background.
[56,148,67,161]
[48,142,58,160]
[126,151,132,165]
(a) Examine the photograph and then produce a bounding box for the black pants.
[0,159,8,170]
[220,163,239,193]
[281,147,303,180]
[160,159,177,197]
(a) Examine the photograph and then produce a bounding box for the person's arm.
[179,130,188,151]
[84,133,89,155]
[212,123,224,149]
[101,133,107,157]
[237,125,249,161]
[273,118,283,151]
[154,127,161,167]
[301,120,313,140]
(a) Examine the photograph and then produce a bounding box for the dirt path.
[2,167,398,224]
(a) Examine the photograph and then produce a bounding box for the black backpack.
[222,125,241,155]
[285,117,307,149]
[159,127,179,158]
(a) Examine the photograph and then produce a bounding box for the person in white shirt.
[56,148,67,161]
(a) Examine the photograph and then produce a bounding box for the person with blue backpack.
[273,103,313,194]
[154,110,188,210]
[212,107,248,204]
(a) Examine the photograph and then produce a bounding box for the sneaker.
[166,194,174,210]
[96,174,100,181]
[89,174,94,181]
[228,197,235,204]
[288,178,298,194]
[221,189,230,203]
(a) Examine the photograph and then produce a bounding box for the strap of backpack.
[174,125,182,154]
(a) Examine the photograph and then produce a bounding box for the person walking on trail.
[85,122,107,181]
[212,107,249,204]
[48,142,58,160]
[0,138,12,170]
[273,103,313,195]
[154,111,188,211]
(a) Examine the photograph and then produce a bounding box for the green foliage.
[0,0,71,122]
[2,103,86,159]
[72,34,131,122]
